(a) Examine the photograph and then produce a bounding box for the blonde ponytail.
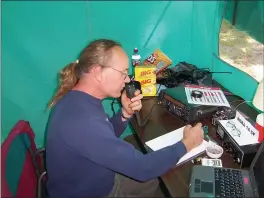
[47,39,122,110]
[47,62,78,109]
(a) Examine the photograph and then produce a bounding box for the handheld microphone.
[125,81,150,127]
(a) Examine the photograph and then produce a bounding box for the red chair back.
[1,120,40,197]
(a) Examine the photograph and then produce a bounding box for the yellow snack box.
[135,65,156,79]
[135,65,156,96]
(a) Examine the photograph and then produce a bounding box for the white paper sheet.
[218,111,259,146]
[145,126,211,166]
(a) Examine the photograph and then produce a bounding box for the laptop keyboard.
[215,168,245,198]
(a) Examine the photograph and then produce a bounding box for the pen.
[204,135,218,145]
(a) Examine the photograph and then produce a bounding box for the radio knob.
[159,92,164,100]
[164,100,170,107]
[197,110,203,115]
[169,104,175,113]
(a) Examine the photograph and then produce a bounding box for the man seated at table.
[45,39,205,198]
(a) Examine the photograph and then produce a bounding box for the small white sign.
[202,158,223,167]
[219,111,259,146]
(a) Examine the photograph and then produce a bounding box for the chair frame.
[35,147,47,198]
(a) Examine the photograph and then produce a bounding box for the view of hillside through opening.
[219,19,263,82]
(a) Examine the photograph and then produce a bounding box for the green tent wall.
[2,1,260,148]
[224,0,264,43]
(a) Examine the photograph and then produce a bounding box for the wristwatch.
[121,113,131,120]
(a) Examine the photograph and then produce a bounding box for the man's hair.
[47,39,121,109]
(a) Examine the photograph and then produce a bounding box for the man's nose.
[124,75,131,83]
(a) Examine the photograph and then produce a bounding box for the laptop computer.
[189,140,264,198]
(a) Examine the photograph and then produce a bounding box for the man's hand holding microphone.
[182,123,205,152]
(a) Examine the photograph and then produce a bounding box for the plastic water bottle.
[131,48,141,77]
[132,48,141,67]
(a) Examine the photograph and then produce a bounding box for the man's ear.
[92,65,103,82]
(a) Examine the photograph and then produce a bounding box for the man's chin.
[111,92,122,99]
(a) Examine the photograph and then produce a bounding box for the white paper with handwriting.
[218,111,259,146]
[145,126,210,166]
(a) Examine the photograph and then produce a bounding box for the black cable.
[134,103,159,127]
[111,98,122,115]
[111,98,116,115]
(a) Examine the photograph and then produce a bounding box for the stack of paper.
[145,126,210,166]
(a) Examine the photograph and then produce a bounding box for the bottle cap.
[134,48,138,53]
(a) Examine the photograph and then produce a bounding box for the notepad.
[145,126,211,167]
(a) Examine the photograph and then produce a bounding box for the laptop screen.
[252,143,264,197]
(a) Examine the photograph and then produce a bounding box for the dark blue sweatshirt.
[45,90,187,197]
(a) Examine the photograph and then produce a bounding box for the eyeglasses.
[106,67,128,80]
[226,121,241,137]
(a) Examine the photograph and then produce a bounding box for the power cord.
[135,103,159,127]
[235,100,252,110]
[111,98,121,115]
